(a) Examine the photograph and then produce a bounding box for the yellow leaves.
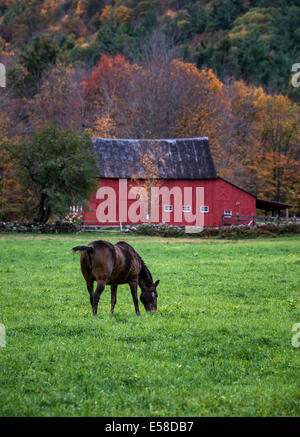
[172,59,200,80]
[243,91,300,209]
[81,52,299,211]
[229,28,248,39]
[75,37,85,46]
[175,63,225,162]
[40,0,58,17]
[100,5,112,24]
[48,24,60,32]
[114,6,133,24]
[252,151,300,201]
[259,94,299,153]
[173,60,223,93]
[91,116,117,138]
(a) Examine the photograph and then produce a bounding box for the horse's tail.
[72,245,94,271]
[72,245,94,254]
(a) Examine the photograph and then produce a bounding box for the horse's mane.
[138,255,153,284]
[116,241,153,284]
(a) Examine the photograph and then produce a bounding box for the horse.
[72,240,159,316]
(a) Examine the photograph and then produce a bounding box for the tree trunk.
[35,193,51,223]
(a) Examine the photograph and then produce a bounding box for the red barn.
[82,137,290,229]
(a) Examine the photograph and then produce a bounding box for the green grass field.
[0,233,299,417]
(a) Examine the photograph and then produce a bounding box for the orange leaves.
[84,54,141,135]
[100,5,112,24]
[113,5,133,24]
[175,61,225,161]
[252,152,300,205]
[164,10,177,19]
[99,3,133,24]
[223,80,300,210]
[253,94,300,208]
[85,53,139,105]
[259,94,298,154]
[75,0,86,17]
[84,54,226,142]
[82,52,299,212]
[90,116,117,138]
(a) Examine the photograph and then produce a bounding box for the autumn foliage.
[1,49,300,220]
[78,53,300,213]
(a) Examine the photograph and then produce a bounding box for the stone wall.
[0,221,80,233]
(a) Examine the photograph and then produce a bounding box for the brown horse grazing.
[72,240,159,316]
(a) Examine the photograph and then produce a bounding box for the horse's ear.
[154,280,160,287]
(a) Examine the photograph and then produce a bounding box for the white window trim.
[182,205,191,212]
[224,210,232,217]
[164,205,173,212]
[200,206,209,213]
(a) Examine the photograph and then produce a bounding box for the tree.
[175,61,226,160]
[84,51,224,140]
[235,30,271,86]
[252,94,300,209]
[29,63,87,132]
[221,79,265,188]
[84,53,141,137]
[18,34,59,93]
[15,125,99,223]
[0,88,24,220]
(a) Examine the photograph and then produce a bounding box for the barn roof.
[256,198,293,211]
[91,137,217,180]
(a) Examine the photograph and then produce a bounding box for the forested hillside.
[1,0,300,93]
[0,0,300,220]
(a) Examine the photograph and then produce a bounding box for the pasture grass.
[0,233,299,417]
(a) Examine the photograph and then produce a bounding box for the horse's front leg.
[93,280,105,316]
[129,281,140,316]
[110,285,118,314]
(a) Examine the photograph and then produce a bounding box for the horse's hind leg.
[86,280,94,309]
[81,254,94,311]
[110,285,117,314]
[93,281,105,316]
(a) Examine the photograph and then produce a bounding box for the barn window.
[200,206,209,213]
[164,205,173,212]
[224,210,232,216]
[182,205,191,212]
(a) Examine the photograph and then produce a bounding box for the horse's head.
[140,279,159,313]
